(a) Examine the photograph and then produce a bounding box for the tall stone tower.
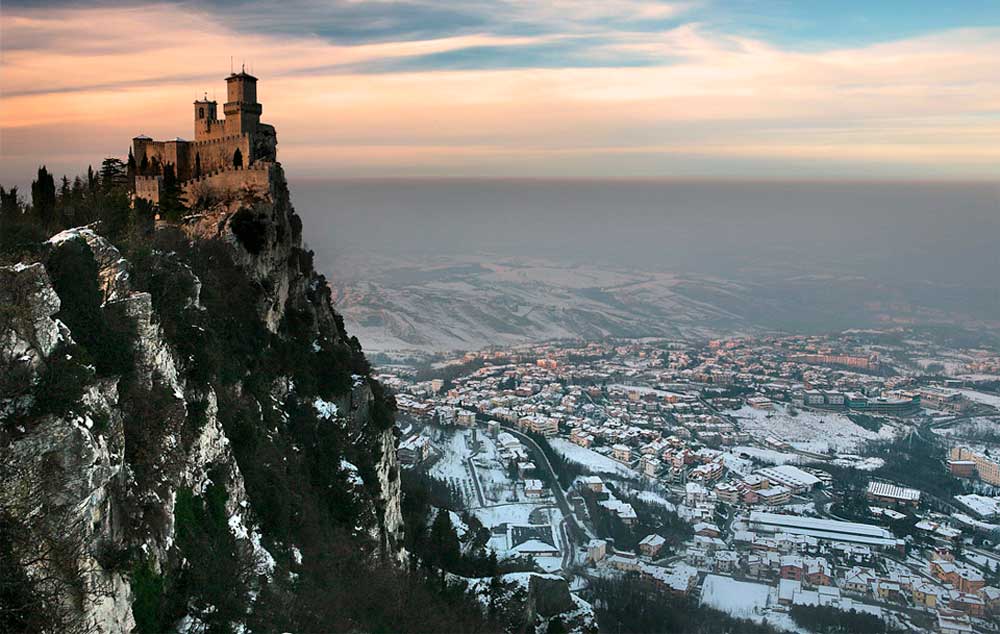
[224,68,262,136]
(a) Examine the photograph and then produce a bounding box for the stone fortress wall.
[182,161,277,203]
[134,174,163,203]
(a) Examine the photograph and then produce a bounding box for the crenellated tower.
[223,69,262,136]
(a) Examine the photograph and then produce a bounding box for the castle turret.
[194,95,218,140]
[224,69,262,136]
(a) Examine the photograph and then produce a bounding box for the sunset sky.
[2,0,1000,186]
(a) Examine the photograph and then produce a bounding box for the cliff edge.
[0,165,404,633]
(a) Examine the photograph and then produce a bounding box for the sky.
[2,0,1000,185]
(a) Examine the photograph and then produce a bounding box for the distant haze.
[283,178,1000,349]
[294,178,1000,288]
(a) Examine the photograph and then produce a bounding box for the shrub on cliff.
[230,207,268,254]
[45,237,136,376]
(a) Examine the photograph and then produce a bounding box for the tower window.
[198,107,205,119]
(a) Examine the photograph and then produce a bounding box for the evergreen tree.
[30,165,57,227]
[127,148,137,183]
[427,509,460,573]
[0,186,22,221]
[59,176,71,202]
[160,163,183,221]
[100,157,127,191]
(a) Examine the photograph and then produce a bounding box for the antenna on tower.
[230,56,233,74]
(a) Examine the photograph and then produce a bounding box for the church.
[133,69,277,203]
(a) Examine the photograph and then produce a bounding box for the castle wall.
[135,175,162,204]
[187,134,251,176]
[182,161,276,204]
[194,118,247,143]
[135,140,193,180]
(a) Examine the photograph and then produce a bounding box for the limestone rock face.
[0,262,65,371]
[0,164,404,632]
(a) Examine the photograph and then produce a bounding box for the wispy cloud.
[1,1,999,182]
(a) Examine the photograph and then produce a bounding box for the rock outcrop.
[0,164,404,633]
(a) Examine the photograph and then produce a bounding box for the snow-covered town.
[382,330,1000,633]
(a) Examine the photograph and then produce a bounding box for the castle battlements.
[187,133,251,148]
[182,159,274,185]
[132,71,277,205]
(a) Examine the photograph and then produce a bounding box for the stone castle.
[133,69,277,204]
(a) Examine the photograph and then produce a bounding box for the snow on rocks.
[340,459,364,486]
[313,397,339,420]
[227,513,276,577]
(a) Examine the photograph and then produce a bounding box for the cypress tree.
[30,165,56,228]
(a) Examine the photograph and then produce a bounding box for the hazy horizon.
[293,177,999,280]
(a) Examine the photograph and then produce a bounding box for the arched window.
[233,148,243,168]
[198,107,205,119]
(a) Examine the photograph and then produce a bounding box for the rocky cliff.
[0,165,404,633]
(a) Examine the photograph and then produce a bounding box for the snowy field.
[700,575,771,619]
[731,405,894,453]
[469,433,530,505]
[613,483,678,511]
[830,455,885,471]
[473,503,555,529]
[428,430,480,506]
[958,390,1000,409]
[549,438,638,478]
[636,490,677,512]
[933,417,1000,443]
[733,446,804,466]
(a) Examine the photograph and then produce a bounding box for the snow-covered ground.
[731,404,894,453]
[700,575,771,619]
[958,389,1000,409]
[426,427,566,573]
[549,438,638,478]
[829,455,885,471]
[427,429,480,506]
[612,482,678,511]
[933,416,1000,440]
[473,503,547,530]
[718,451,755,475]
[733,445,804,466]
[636,490,677,512]
[606,384,690,400]
[331,252,742,353]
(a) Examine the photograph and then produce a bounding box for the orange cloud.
[2,4,1000,183]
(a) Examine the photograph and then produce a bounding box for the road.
[499,424,585,534]
[494,422,589,574]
